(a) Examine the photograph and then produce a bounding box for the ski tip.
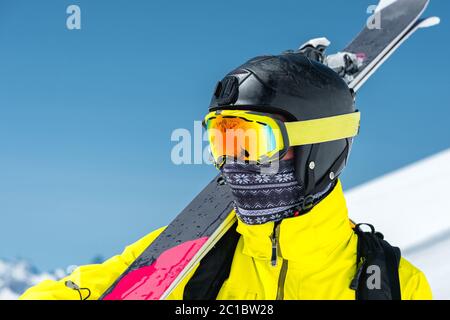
[375,0,397,13]
[375,0,429,13]
[419,16,441,28]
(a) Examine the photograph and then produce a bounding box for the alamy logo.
[66,5,81,30]
[367,5,382,30]
[366,265,381,290]
[171,121,212,165]
[170,121,281,174]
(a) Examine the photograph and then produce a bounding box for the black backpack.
[184,222,401,300]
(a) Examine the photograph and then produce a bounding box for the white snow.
[0,259,62,300]
[346,148,450,299]
[404,231,450,299]
[0,287,20,300]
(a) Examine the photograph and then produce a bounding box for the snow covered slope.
[0,259,65,300]
[404,231,450,299]
[346,148,450,299]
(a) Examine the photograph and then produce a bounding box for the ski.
[101,175,235,300]
[100,0,439,300]
[350,15,440,91]
[345,0,431,91]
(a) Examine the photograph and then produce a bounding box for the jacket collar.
[236,179,354,267]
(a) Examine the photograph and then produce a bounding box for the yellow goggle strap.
[285,112,361,146]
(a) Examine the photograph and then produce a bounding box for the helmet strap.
[313,139,350,194]
[305,144,320,195]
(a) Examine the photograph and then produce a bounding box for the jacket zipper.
[271,222,288,300]
[270,222,280,267]
[350,257,367,295]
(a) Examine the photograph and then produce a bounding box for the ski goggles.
[204,109,360,168]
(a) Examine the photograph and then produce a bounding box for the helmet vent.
[214,76,239,106]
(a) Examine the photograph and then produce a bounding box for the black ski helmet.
[209,52,356,197]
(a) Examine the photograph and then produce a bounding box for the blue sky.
[0,0,448,270]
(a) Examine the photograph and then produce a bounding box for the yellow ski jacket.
[20,180,432,300]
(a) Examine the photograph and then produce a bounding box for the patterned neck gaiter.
[221,160,333,225]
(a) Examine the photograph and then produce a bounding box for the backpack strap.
[183,222,240,300]
[351,223,402,300]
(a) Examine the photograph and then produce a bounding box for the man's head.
[205,53,359,224]
[207,52,358,192]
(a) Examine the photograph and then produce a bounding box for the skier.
[21,52,432,300]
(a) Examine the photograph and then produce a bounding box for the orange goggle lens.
[204,112,285,167]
